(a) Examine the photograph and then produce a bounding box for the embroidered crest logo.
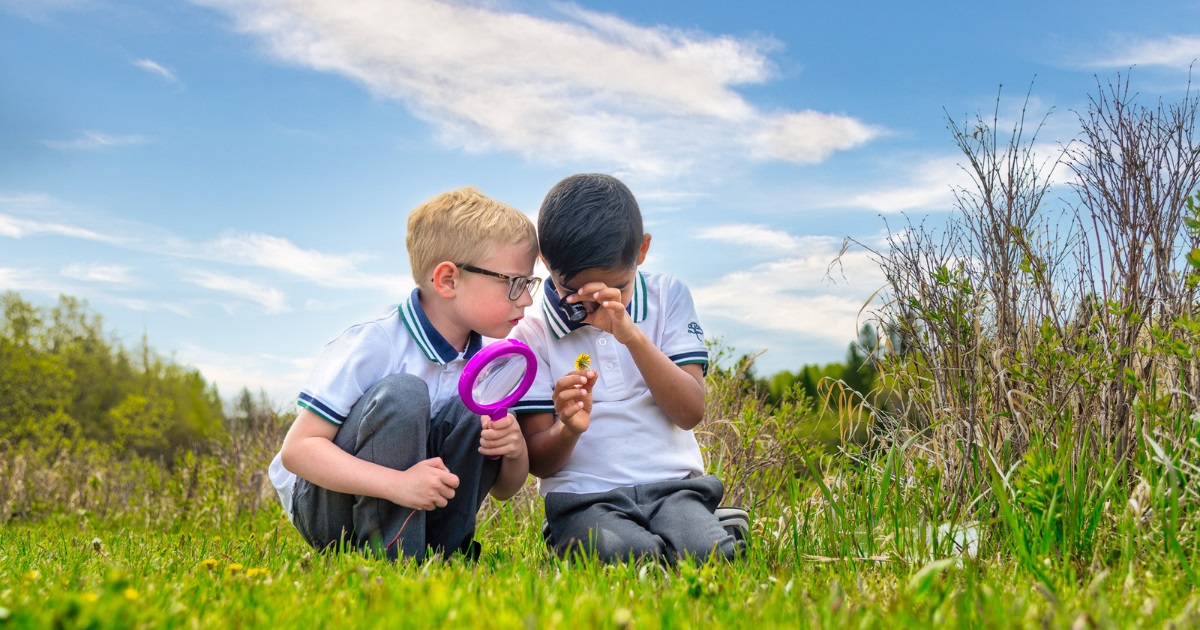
[687,322,704,341]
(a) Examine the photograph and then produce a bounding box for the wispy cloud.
[184,269,288,314]
[61,263,137,285]
[133,58,181,84]
[203,231,409,291]
[176,343,313,407]
[693,238,884,348]
[0,266,50,292]
[840,155,965,214]
[2,199,405,295]
[191,0,880,178]
[1088,34,1200,70]
[694,224,818,254]
[0,212,121,242]
[43,130,152,151]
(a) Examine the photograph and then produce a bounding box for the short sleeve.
[298,322,394,425]
[657,275,709,375]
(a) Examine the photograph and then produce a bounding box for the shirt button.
[598,338,607,346]
[606,362,614,370]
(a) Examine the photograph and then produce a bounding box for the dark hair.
[538,173,643,285]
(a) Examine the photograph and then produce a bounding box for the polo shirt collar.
[398,289,483,364]
[540,271,648,340]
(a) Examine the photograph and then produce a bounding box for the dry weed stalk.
[858,73,1200,505]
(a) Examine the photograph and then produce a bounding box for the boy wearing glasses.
[511,173,740,563]
[268,187,538,561]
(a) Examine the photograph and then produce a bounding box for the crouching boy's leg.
[424,397,501,558]
[291,373,433,561]
[646,475,741,562]
[545,487,667,563]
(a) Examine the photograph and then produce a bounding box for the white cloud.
[1089,34,1200,70]
[204,231,409,291]
[133,58,181,84]
[694,224,833,254]
[1,202,407,295]
[0,267,49,292]
[0,193,57,206]
[61,263,136,285]
[43,130,152,151]
[693,242,885,348]
[752,111,880,164]
[184,269,289,313]
[0,212,120,242]
[840,155,966,214]
[110,296,193,317]
[191,0,879,177]
[176,343,312,407]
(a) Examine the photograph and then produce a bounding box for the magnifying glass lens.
[470,355,529,407]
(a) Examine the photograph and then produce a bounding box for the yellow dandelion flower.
[226,563,244,575]
[123,588,138,601]
[575,353,592,371]
[81,593,99,603]
[200,558,219,571]
[246,568,268,578]
[23,569,41,582]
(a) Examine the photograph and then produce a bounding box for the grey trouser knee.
[544,475,740,563]
[291,373,499,561]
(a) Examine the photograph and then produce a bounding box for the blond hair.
[406,187,538,286]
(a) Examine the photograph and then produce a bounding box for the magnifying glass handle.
[484,406,509,460]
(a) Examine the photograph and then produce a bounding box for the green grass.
[1,361,1197,628]
[2,501,1197,629]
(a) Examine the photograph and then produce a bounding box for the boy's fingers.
[424,457,448,470]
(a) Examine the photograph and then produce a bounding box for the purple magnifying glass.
[458,339,537,458]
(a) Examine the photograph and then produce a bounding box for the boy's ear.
[636,233,651,265]
[430,261,459,298]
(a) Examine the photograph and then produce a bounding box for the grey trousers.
[291,373,500,561]
[544,475,740,563]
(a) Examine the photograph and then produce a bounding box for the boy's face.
[547,233,651,324]
[454,243,538,338]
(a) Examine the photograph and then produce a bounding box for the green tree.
[0,293,77,444]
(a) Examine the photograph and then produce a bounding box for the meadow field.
[3,77,1200,628]
[0,349,1197,629]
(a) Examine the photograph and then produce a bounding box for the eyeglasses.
[456,263,542,301]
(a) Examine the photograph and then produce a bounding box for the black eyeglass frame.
[456,263,542,301]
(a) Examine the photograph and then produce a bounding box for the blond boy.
[268,187,538,561]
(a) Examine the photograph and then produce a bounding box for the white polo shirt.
[268,289,485,513]
[511,271,710,495]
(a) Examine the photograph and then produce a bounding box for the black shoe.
[457,538,482,561]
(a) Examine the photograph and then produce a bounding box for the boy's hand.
[394,457,459,510]
[554,370,596,435]
[480,413,527,460]
[573,284,638,345]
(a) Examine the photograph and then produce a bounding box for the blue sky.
[3,0,1199,406]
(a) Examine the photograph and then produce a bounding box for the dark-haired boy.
[511,173,740,563]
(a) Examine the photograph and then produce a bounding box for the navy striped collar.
[540,272,648,340]
[398,289,483,364]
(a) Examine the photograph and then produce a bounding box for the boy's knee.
[587,527,664,563]
[359,374,430,421]
[367,373,429,405]
[344,374,432,449]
